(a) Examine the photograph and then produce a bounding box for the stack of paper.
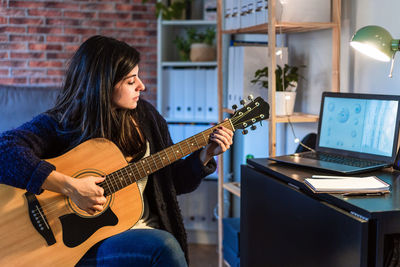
[304,176,390,194]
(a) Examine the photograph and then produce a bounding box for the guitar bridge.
[25,192,56,246]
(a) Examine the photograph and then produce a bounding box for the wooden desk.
[241,158,400,267]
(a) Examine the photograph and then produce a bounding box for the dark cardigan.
[0,99,216,262]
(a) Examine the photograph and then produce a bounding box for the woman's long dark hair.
[50,35,144,157]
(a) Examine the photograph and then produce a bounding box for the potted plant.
[174,27,216,62]
[251,64,305,115]
[142,0,189,20]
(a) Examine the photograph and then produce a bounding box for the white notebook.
[304,176,390,194]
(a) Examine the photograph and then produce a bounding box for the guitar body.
[0,138,143,266]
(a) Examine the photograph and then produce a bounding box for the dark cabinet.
[241,165,369,267]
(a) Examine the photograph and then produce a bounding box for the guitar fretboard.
[99,120,233,196]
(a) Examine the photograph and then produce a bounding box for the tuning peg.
[242,129,248,135]
[251,125,257,131]
[231,104,238,110]
[240,99,246,106]
[247,94,254,101]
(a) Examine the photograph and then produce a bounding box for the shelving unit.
[216,0,341,266]
[156,4,220,245]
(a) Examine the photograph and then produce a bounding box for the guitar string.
[29,118,249,217]
[30,116,247,217]
[29,127,217,217]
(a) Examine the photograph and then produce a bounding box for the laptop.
[268,92,400,174]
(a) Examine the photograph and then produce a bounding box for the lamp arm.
[389,40,400,78]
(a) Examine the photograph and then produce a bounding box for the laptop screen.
[317,92,400,161]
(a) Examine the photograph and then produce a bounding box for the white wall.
[283,0,400,154]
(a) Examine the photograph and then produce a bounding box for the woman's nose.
[137,78,145,91]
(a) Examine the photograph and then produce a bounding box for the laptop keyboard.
[300,152,384,168]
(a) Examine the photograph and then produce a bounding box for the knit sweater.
[0,99,216,262]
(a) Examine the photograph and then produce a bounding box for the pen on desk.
[311,175,361,179]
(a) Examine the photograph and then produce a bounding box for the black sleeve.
[0,114,59,194]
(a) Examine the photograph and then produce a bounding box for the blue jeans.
[76,229,188,267]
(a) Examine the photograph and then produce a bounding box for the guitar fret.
[177,143,184,157]
[170,146,178,160]
[193,135,199,148]
[107,174,117,193]
[120,169,129,186]
[164,149,171,164]
[201,132,208,145]
[114,172,124,190]
[138,159,146,177]
[102,178,111,195]
[151,154,158,171]
[144,158,152,174]
[124,167,133,185]
[132,163,140,182]
[157,152,165,168]
[185,138,192,153]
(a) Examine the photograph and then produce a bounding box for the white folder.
[231,0,240,29]
[239,1,248,29]
[224,0,233,30]
[183,69,195,120]
[234,46,244,104]
[205,68,218,121]
[171,69,185,119]
[194,69,207,120]
[246,0,256,28]
[162,68,172,118]
[255,0,267,25]
[227,46,235,109]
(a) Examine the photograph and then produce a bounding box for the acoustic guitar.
[0,97,269,266]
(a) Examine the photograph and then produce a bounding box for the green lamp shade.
[350,25,399,62]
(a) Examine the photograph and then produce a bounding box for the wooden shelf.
[222,22,338,35]
[162,20,216,26]
[274,112,319,123]
[223,182,241,197]
[162,61,217,67]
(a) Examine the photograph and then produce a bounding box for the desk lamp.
[350,25,400,77]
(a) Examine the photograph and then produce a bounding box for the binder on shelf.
[227,46,236,109]
[172,69,185,119]
[194,69,207,120]
[255,0,268,25]
[224,0,233,30]
[246,0,256,28]
[231,0,241,30]
[239,2,248,29]
[162,68,172,118]
[183,69,195,119]
[205,68,218,121]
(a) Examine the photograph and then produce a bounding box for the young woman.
[0,35,233,266]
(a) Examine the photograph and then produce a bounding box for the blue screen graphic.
[319,97,398,157]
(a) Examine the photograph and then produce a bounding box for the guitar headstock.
[230,96,270,132]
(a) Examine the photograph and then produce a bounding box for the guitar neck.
[100,120,234,196]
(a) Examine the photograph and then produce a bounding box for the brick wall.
[0,0,158,105]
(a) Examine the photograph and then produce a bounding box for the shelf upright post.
[268,0,277,156]
[332,0,341,92]
[217,1,224,266]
